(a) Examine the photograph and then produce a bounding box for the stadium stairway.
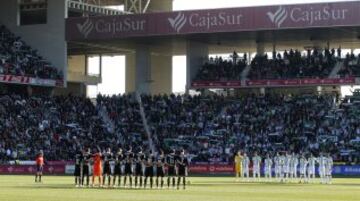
[97,103,115,134]
[135,93,156,152]
[241,64,252,80]
[329,60,344,78]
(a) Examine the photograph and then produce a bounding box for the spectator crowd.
[194,48,341,81]
[194,52,247,81]
[0,25,61,79]
[338,52,360,77]
[0,95,110,161]
[249,48,337,79]
[0,93,359,165]
[98,93,359,164]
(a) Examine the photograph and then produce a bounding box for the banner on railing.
[0,74,63,87]
[190,164,234,174]
[1,164,359,176]
[190,164,360,176]
[191,77,356,89]
[0,165,65,174]
[332,165,360,175]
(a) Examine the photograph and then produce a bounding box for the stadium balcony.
[248,49,336,80]
[0,25,63,87]
[338,53,360,78]
[67,71,101,85]
[194,55,247,81]
[191,48,355,89]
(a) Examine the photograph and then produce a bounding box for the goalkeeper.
[234,151,243,181]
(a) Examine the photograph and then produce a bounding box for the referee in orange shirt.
[35,150,44,183]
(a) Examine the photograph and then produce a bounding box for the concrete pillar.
[186,41,208,92]
[256,42,265,55]
[99,54,103,78]
[135,46,151,94]
[126,51,172,95]
[68,55,86,75]
[125,52,136,93]
[151,54,172,94]
[272,44,276,59]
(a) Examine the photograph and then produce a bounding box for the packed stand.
[194,52,247,81]
[338,52,360,77]
[98,93,360,164]
[0,95,111,162]
[249,48,337,79]
[1,93,360,164]
[0,25,62,79]
[97,94,228,160]
[193,48,339,82]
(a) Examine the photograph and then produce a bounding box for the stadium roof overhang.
[67,1,360,55]
[68,26,360,56]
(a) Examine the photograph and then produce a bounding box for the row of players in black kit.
[74,147,189,189]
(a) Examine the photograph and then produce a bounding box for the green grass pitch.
[0,176,359,201]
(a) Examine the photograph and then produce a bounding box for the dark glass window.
[19,0,48,25]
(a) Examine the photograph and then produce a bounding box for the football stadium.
[0,0,360,201]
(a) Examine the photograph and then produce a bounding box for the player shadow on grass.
[192,182,360,187]
[193,183,303,187]
[21,185,172,190]
[193,181,304,185]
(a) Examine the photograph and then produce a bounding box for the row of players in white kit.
[240,152,333,184]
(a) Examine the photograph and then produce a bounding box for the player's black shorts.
[103,164,112,175]
[37,165,43,173]
[82,165,89,175]
[145,167,153,177]
[114,164,122,175]
[178,167,186,176]
[74,165,81,176]
[124,164,132,175]
[156,167,164,177]
[168,166,176,176]
[135,164,143,176]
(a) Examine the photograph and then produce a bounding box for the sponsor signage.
[66,1,360,40]
[8,161,73,165]
[190,164,234,174]
[332,165,360,175]
[0,164,359,175]
[191,77,356,89]
[190,164,360,175]
[65,165,75,175]
[0,74,63,87]
[0,165,65,175]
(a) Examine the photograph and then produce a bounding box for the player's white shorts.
[326,167,332,175]
[275,166,280,174]
[280,166,286,173]
[300,168,306,175]
[308,167,315,175]
[319,166,326,176]
[243,167,249,174]
[284,166,290,173]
